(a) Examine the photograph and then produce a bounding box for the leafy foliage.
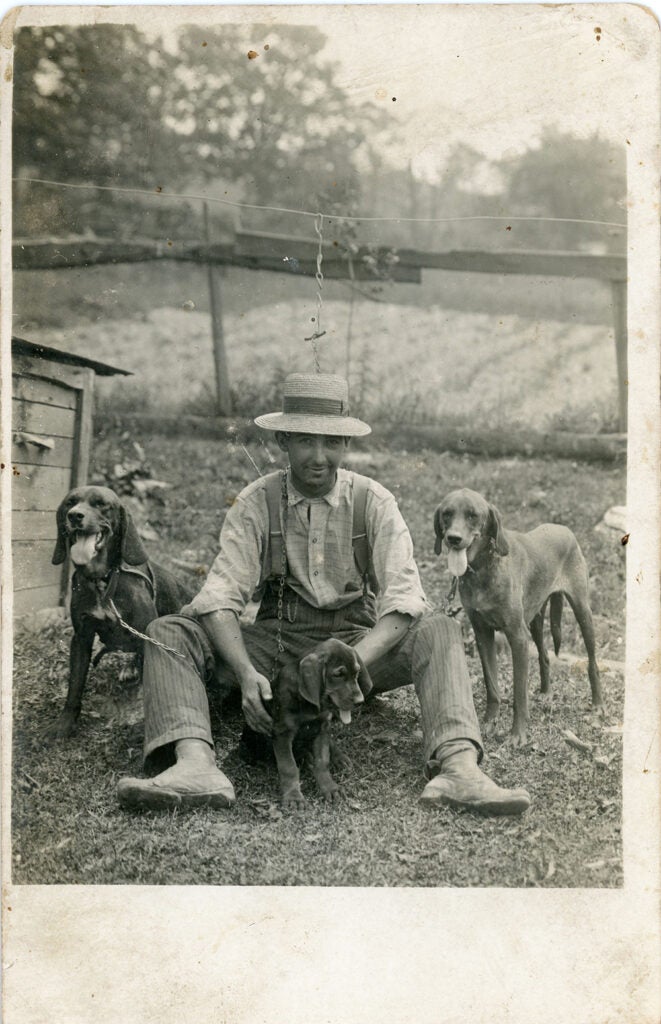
[503,128,625,224]
[166,25,384,211]
[13,25,174,187]
[12,23,386,236]
[499,128,626,250]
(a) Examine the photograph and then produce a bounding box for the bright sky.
[299,4,649,179]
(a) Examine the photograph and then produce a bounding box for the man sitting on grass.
[117,372,531,815]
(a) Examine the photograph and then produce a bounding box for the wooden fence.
[13,228,628,430]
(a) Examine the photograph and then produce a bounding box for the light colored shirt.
[184,468,431,621]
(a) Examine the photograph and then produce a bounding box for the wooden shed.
[11,337,130,616]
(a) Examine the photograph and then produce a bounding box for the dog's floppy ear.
[487,504,509,556]
[433,506,445,555]
[52,500,69,565]
[298,651,324,710]
[119,504,149,565]
[355,651,373,699]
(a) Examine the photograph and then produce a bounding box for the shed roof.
[12,336,132,377]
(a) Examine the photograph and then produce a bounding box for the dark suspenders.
[260,471,377,593]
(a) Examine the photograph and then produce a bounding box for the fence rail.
[13,232,629,429]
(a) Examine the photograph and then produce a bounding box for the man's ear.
[274,431,289,453]
[298,652,324,709]
[487,505,509,556]
[433,506,445,555]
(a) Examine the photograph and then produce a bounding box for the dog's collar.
[93,563,155,603]
[94,566,121,601]
[442,562,477,617]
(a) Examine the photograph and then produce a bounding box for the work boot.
[419,748,530,816]
[117,762,235,811]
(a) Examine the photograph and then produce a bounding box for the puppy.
[49,485,192,740]
[433,488,602,746]
[272,638,372,808]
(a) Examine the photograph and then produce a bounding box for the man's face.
[276,433,349,497]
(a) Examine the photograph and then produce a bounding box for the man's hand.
[240,671,273,735]
[199,611,274,735]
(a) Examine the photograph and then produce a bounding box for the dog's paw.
[329,743,351,772]
[282,788,306,810]
[503,728,529,749]
[43,711,78,742]
[317,773,340,802]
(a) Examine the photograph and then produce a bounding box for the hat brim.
[254,412,371,437]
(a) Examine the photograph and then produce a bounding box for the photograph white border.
[1,5,659,1022]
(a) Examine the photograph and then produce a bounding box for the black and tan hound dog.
[272,638,372,808]
[49,486,191,740]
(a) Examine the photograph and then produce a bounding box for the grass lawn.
[11,425,625,887]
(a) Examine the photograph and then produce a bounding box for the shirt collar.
[286,467,347,508]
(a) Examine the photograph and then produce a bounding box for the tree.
[13,25,183,235]
[161,24,386,221]
[12,23,387,237]
[13,25,177,187]
[498,128,626,251]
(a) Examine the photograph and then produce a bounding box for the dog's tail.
[549,593,563,655]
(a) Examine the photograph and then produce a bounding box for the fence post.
[610,278,628,433]
[203,201,232,416]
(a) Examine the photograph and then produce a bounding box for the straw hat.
[254,373,371,437]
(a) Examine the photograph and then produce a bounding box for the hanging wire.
[345,253,356,380]
[12,177,628,230]
[304,212,326,371]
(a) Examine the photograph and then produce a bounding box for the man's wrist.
[237,666,259,689]
[354,613,412,666]
[198,610,260,686]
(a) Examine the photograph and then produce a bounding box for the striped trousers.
[141,589,483,771]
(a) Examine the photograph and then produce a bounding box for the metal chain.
[107,598,187,659]
[304,212,326,370]
[271,469,290,682]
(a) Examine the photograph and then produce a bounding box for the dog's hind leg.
[470,613,501,734]
[530,610,551,695]
[549,592,563,655]
[92,646,109,669]
[565,590,603,709]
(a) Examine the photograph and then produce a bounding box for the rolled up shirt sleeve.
[366,485,431,622]
[182,490,265,617]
